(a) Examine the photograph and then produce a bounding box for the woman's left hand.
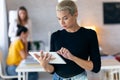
[34,51,52,68]
[57,47,74,61]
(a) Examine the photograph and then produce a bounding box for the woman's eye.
[63,17,68,20]
[58,18,61,20]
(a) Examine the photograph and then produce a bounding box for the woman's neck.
[66,24,80,33]
[21,21,27,26]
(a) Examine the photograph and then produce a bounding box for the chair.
[0,51,23,80]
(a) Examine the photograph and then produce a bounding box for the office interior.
[1,0,120,80]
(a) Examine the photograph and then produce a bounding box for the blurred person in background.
[7,26,38,80]
[8,6,32,51]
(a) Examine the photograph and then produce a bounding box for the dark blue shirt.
[50,27,101,78]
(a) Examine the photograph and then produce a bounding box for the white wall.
[6,0,61,49]
[76,0,120,54]
[0,0,8,74]
[0,0,8,57]
[6,0,120,54]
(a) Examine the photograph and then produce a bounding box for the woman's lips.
[63,26,67,28]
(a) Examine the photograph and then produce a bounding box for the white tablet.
[29,52,66,64]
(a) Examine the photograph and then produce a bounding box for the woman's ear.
[74,11,78,17]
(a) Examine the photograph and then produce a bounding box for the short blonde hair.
[56,0,77,16]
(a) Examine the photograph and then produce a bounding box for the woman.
[8,6,32,50]
[7,26,29,75]
[7,26,38,80]
[35,0,101,80]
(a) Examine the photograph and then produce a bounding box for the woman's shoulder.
[52,29,64,35]
[81,27,96,35]
[27,19,32,23]
[26,19,32,24]
[81,27,97,41]
[13,38,23,45]
[51,29,64,38]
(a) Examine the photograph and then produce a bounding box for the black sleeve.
[89,30,101,73]
[50,33,55,52]
[49,32,57,74]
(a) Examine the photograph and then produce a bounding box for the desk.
[16,60,45,80]
[101,58,120,69]
[16,56,120,80]
[101,57,120,80]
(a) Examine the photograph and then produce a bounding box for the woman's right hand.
[34,51,55,73]
[34,51,52,68]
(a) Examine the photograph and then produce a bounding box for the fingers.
[46,54,52,61]
[57,47,63,54]
[43,53,48,60]
[40,50,44,58]
[57,47,72,60]
[57,47,68,55]
[44,53,55,61]
[34,50,43,59]
[35,51,55,63]
[40,52,54,61]
[34,54,40,59]
[62,47,66,53]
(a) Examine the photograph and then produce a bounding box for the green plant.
[33,41,40,50]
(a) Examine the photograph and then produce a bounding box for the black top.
[50,27,101,78]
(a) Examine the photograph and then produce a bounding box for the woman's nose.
[60,20,65,25]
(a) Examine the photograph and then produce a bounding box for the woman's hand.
[57,47,75,61]
[34,51,52,68]
[34,51,55,73]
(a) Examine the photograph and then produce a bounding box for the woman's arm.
[19,50,28,59]
[16,40,28,59]
[23,40,28,54]
[57,47,93,71]
[8,22,17,38]
[18,39,28,59]
[71,55,93,70]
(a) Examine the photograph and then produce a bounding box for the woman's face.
[21,31,29,40]
[56,10,77,30]
[18,10,27,21]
